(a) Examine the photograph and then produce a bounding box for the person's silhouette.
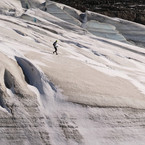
[53,40,58,55]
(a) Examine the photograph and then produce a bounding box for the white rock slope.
[0,1,145,145]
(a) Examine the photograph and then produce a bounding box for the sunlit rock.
[0,1,145,145]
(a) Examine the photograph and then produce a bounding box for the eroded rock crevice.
[0,90,7,109]
[4,69,14,89]
[15,56,45,94]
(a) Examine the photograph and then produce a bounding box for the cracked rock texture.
[0,0,145,145]
[52,0,145,25]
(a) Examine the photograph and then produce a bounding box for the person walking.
[53,40,58,55]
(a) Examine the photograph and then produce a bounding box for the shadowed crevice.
[0,71,11,112]
[15,56,44,94]
[0,90,6,109]
[14,29,26,36]
[4,69,14,89]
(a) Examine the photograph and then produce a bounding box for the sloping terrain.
[51,0,145,25]
[0,0,145,145]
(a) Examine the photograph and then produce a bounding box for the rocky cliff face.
[1,0,145,145]
[52,0,145,24]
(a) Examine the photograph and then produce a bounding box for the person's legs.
[53,47,58,55]
[55,47,58,55]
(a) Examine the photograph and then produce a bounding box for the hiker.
[53,40,58,55]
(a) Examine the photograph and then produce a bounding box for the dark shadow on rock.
[0,89,11,113]
[61,40,89,49]
[4,69,14,89]
[15,56,44,94]
[14,29,26,36]
[48,81,57,93]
